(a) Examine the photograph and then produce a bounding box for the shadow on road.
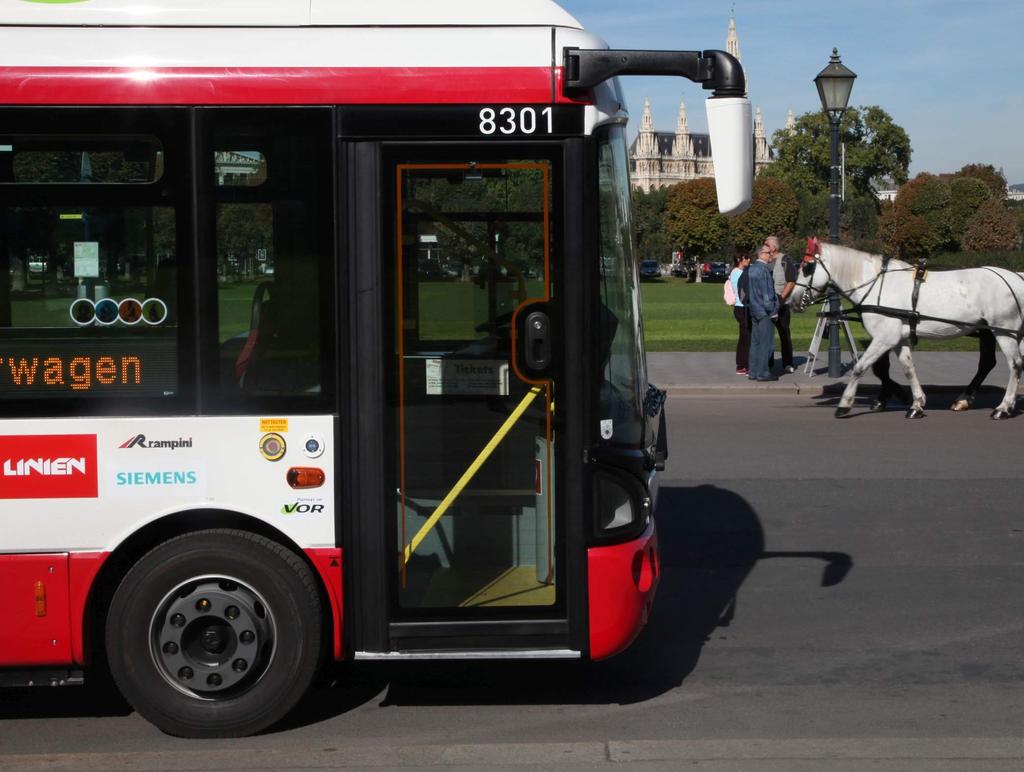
[0,485,852,733]
[279,484,852,731]
[812,384,1015,419]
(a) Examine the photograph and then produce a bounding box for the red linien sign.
[0,434,98,499]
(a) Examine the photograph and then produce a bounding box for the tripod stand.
[804,304,859,376]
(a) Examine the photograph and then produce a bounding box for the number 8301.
[478,107,554,135]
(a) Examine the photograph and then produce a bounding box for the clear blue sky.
[559,1,1024,185]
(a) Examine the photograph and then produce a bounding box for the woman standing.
[729,251,752,375]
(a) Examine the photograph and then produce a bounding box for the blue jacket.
[747,259,779,321]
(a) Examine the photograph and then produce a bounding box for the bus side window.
[236,255,320,395]
[0,115,185,406]
[149,258,177,325]
[209,108,332,406]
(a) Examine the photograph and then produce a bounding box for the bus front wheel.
[105,529,324,737]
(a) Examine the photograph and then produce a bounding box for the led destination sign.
[0,336,176,398]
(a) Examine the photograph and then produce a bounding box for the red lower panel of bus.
[69,551,109,665]
[587,521,659,661]
[305,548,344,661]
[0,553,73,666]
[2,548,343,668]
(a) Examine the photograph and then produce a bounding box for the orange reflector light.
[34,581,46,617]
[287,467,325,489]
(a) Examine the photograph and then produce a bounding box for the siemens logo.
[116,470,198,486]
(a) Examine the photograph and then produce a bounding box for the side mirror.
[705,96,753,215]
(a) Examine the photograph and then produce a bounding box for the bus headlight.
[593,471,650,537]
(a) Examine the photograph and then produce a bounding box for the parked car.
[639,259,662,280]
[702,261,729,282]
[672,258,699,280]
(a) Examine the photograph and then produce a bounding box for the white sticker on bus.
[425,359,509,396]
[110,464,207,496]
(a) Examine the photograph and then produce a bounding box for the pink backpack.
[723,278,736,305]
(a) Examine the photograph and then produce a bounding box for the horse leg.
[991,335,1022,420]
[952,329,997,411]
[869,353,909,411]
[893,344,927,418]
[835,338,893,418]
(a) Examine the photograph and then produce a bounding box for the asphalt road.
[1,395,1023,770]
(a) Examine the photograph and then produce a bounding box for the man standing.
[747,244,779,381]
[766,235,797,373]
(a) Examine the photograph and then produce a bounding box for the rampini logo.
[120,434,193,450]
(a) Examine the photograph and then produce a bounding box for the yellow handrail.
[401,385,543,566]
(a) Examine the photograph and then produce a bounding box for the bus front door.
[361,147,572,654]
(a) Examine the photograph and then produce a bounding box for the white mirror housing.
[705,96,753,215]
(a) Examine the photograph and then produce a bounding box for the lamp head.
[814,48,856,117]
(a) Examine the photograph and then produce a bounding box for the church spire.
[726,10,741,63]
[785,108,796,135]
[754,107,770,164]
[675,98,689,135]
[726,10,746,94]
[640,97,654,133]
[672,98,693,158]
[635,97,657,158]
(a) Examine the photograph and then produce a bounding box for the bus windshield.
[596,124,647,447]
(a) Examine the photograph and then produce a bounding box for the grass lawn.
[640,276,977,352]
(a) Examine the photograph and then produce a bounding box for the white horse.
[789,241,1024,420]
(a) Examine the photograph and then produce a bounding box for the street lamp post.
[814,48,856,378]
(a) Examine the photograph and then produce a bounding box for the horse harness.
[907,258,927,345]
[796,252,1024,342]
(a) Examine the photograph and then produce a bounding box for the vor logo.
[281,502,325,515]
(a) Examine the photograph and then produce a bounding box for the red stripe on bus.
[0,66,577,105]
[587,521,659,661]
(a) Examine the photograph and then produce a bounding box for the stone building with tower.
[630,14,776,192]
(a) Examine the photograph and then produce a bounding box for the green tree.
[953,163,1007,199]
[947,176,992,239]
[896,173,954,253]
[962,198,1019,252]
[878,201,932,258]
[217,203,273,278]
[882,169,1017,256]
[764,106,911,199]
[663,178,728,257]
[631,185,672,258]
[728,176,799,251]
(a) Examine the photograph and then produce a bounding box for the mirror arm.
[563,48,746,98]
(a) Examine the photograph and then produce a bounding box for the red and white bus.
[0,0,751,737]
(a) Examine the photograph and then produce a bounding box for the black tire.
[105,529,324,737]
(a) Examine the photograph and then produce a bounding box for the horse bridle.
[794,248,897,312]
[794,248,827,311]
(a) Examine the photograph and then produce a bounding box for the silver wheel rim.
[148,574,278,700]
